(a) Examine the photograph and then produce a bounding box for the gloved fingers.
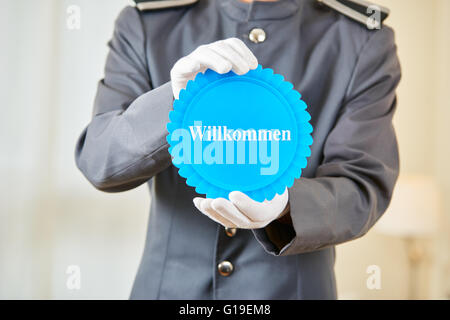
[223,38,258,69]
[211,41,250,75]
[170,38,258,99]
[200,198,238,228]
[209,198,269,229]
[210,198,254,227]
[228,191,267,222]
[193,198,221,224]
[170,57,202,99]
[193,198,237,228]
[171,63,208,90]
[189,46,233,74]
[229,188,289,222]
[170,56,202,77]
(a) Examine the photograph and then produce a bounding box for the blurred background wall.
[0,0,449,299]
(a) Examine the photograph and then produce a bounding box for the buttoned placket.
[213,0,302,299]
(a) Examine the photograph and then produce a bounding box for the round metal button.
[218,261,234,276]
[249,28,266,44]
[225,227,237,237]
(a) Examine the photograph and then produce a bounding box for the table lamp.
[375,175,441,299]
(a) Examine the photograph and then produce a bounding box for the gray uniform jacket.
[75,0,401,299]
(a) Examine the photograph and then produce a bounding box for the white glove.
[170,38,258,99]
[193,188,289,229]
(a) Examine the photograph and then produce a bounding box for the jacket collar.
[219,0,302,22]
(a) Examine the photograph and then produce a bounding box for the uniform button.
[249,28,266,44]
[225,227,237,237]
[218,261,234,276]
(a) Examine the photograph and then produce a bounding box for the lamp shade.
[375,175,441,237]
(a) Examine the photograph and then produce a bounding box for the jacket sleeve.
[75,6,173,192]
[253,27,402,255]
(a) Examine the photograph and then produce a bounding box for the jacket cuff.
[251,219,296,256]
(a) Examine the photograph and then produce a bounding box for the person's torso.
[131,0,378,299]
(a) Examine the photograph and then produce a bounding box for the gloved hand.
[170,38,259,99]
[193,188,289,229]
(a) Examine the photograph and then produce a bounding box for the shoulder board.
[134,0,199,11]
[316,0,390,29]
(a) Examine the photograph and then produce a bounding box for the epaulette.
[316,0,390,29]
[134,0,199,11]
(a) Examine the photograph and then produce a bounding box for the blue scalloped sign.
[166,65,313,201]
